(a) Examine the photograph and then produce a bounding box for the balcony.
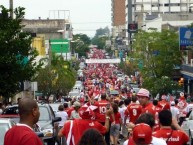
[181,64,193,74]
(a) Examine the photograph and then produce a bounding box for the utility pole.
[127,0,133,51]
[9,0,13,18]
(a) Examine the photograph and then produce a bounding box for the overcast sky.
[1,0,111,37]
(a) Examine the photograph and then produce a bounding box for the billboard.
[50,39,69,53]
[179,27,193,50]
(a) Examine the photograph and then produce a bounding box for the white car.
[181,112,193,144]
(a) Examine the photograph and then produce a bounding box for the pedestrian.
[137,88,156,116]
[4,97,43,145]
[170,101,179,122]
[77,128,106,145]
[158,94,170,110]
[58,105,113,145]
[110,103,122,145]
[94,93,115,145]
[153,110,189,145]
[124,96,142,124]
[123,113,167,145]
[56,104,68,145]
[70,101,81,119]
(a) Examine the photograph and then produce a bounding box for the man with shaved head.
[4,97,43,145]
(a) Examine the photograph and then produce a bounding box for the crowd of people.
[3,48,193,145]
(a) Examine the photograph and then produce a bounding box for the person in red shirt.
[137,88,155,116]
[124,96,142,124]
[4,98,43,145]
[158,95,170,110]
[110,103,122,145]
[94,93,115,145]
[152,99,162,131]
[153,110,189,145]
[58,105,113,145]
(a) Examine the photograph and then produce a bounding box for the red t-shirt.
[4,125,43,145]
[125,103,142,123]
[62,119,107,145]
[94,100,110,122]
[153,128,189,145]
[142,102,156,116]
[111,112,121,124]
[65,107,74,117]
[158,100,170,110]
[153,105,162,131]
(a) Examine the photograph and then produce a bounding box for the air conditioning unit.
[191,59,193,66]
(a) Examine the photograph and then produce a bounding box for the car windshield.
[0,123,9,145]
[39,106,50,121]
[2,107,19,115]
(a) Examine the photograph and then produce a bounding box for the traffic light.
[178,77,184,86]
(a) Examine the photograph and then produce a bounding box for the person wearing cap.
[153,110,189,145]
[136,88,156,116]
[123,113,167,145]
[170,101,179,122]
[177,94,188,126]
[158,94,170,110]
[70,101,81,119]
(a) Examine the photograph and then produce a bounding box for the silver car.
[0,118,16,145]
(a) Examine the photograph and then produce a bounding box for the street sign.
[50,39,69,53]
[179,27,193,50]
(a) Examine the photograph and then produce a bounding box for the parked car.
[181,112,193,145]
[0,118,16,145]
[2,103,61,145]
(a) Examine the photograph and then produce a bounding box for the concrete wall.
[22,19,66,39]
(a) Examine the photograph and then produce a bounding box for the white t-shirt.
[170,106,180,121]
[118,105,127,122]
[56,111,68,127]
[123,136,167,145]
[186,103,193,113]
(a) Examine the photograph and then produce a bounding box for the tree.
[72,34,90,58]
[0,6,42,99]
[35,53,76,98]
[91,27,110,49]
[130,29,182,96]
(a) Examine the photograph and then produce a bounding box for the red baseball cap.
[132,123,152,144]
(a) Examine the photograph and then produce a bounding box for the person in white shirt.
[118,100,128,140]
[186,98,193,114]
[123,113,166,145]
[56,104,68,145]
[56,104,68,127]
[170,101,180,122]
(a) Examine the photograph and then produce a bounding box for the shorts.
[110,124,120,137]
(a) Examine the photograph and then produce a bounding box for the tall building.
[111,0,193,94]
[111,0,127,51]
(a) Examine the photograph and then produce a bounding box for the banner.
[85,59,120,64]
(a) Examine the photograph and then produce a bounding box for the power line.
[72,22,111,24]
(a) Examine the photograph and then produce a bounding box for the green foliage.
[73,34,91,45]
[36,54,76,96]
[72,34,90,58]
[91,27,110,49]
[143,76,182,97]
[0,6,42,98]
[130,29,182,94]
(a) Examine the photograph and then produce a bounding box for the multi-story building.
[111,0,193,94]
[111,0,127,52]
